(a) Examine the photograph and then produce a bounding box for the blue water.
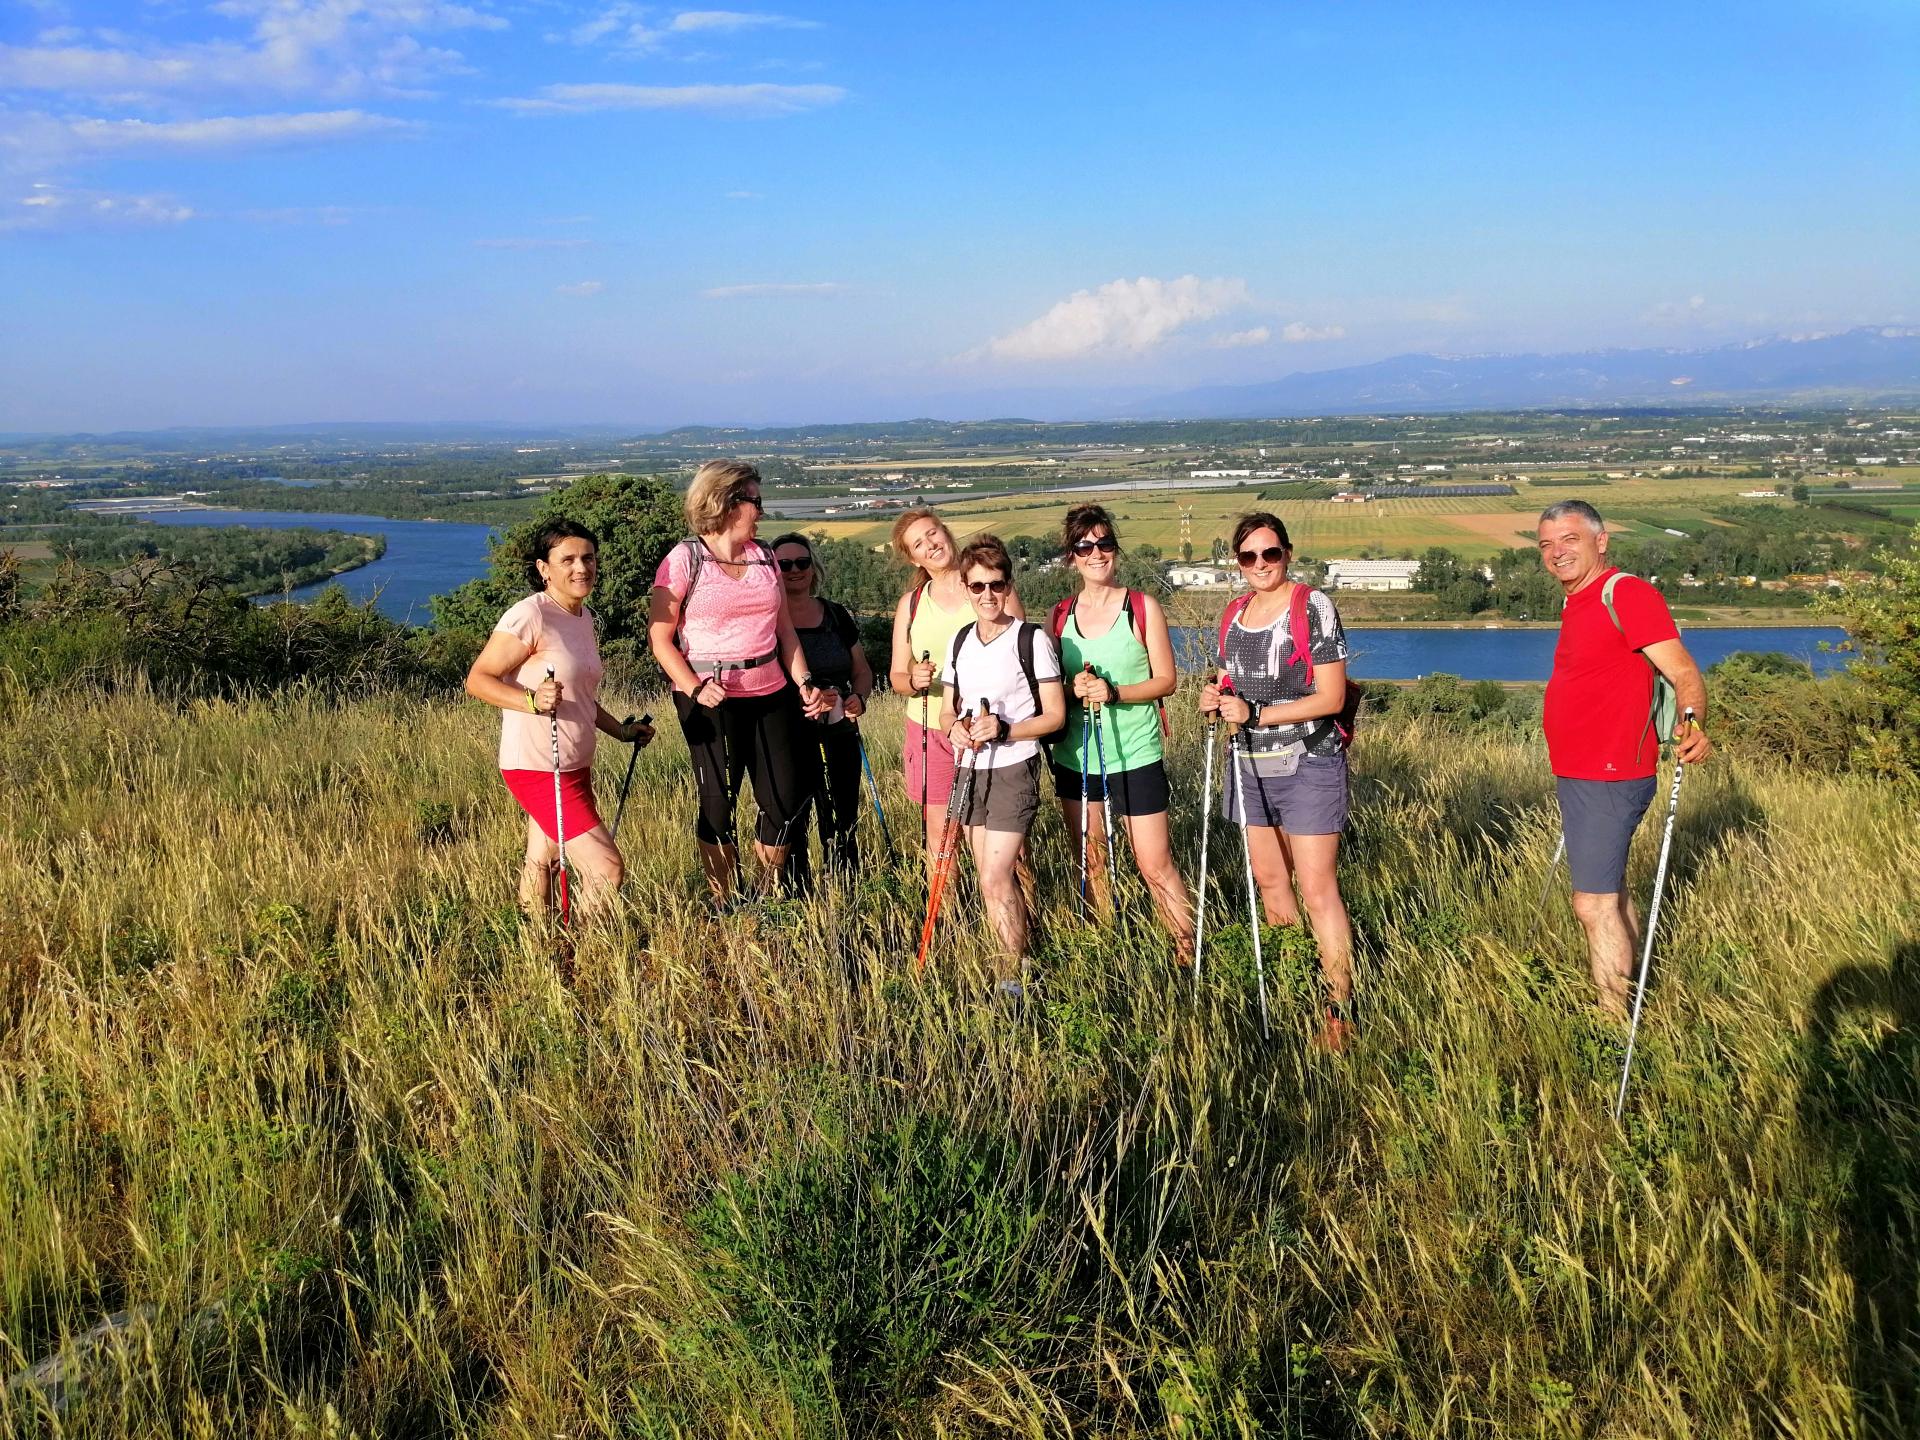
[142,509,496,624]
[1171,624,1849,681]
[132,508,1852,674]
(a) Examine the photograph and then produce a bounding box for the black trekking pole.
[610,713,650,844]
[1614,707,1695,1120]
[546,668,569,926]
[919,648,932,873]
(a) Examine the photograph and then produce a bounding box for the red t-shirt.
[1543,569,1679,781]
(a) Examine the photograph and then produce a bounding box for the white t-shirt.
[940,620,1062,770]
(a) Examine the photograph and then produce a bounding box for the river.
[132,508,1849,678]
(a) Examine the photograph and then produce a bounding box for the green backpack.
[1600,572,1678,749]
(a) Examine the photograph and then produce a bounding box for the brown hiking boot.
[1312,1006,1354,1054]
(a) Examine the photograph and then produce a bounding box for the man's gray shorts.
[1556,776,1657,894]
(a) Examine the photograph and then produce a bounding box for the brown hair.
[1061,503,1120,553]
[1231,511,1292,556]
[956,533,1014,586]
[890,507,956,590]
[685,459,761,537]
[768,531,819,596]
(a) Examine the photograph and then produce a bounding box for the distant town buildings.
[1324,559,1421,592]
[1166,564,1230,588]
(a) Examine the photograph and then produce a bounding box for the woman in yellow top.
[887,508,1025,871]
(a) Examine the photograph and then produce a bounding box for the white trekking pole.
[1192,712,1218,987]
[1225,681,1269,1038]
[1614,706,1694,1120]
[546,668,570,924]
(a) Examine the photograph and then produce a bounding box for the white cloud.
[556,279,605,297]
[475,235,592,250]
[670,11,820,33]
[0,107,418,170]
[495,81,845,115]
[1645,294,1710,325]
[702,281,848,298]
[1209,326,1271,349]
[1,180,193,231]
[0,0,505,101]
[1279,321,1344,342]
[975,275,1252,363]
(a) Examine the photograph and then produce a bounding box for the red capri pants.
[502,768,602,843]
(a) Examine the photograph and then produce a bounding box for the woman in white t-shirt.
[935,534,1065,989]
[464,519,655,914]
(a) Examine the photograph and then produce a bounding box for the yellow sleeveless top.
[904,580,973,729]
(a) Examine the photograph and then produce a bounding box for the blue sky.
[2,1,1916,430]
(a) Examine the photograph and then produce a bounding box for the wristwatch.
[995,715,1011,742]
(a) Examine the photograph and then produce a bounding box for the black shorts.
[1050,758,1171,818]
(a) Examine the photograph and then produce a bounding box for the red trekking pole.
[915,702,976,971]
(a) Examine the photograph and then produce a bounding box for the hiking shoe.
[1312,1006,1354,1054]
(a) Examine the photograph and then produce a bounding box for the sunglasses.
[966,578,1012,595]
[776,555,813,573]
[735,493,765,513]
[1237,546,1287,567]
[1070,536,1119,556]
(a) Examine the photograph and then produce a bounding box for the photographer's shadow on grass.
[1800,940,1920,1438]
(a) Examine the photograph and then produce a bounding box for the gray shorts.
[1222,748,1349,836]
[960,754,1043,834]
[1556,776,1657,894]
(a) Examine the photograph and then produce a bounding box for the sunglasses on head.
[776,555,813,573]
[736,493,765,513]
[1070,536,1119,556]
[1237,546,1287,567]
[966,578,1012,595]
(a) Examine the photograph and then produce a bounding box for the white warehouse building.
[1324,558,1422,592]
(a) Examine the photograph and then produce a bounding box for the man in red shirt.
[1539,500,1712,1018]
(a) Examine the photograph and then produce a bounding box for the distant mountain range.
[1124,327,1920,420]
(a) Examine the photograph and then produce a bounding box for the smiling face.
[1069,524,1118,584]
[724,482,764,545]
[538,536,598,601]
[1235,526,1288,593]
[964,561,1011,623]
[774,540,813,599]
[1537,513,1609,592]
[903,517,955,575]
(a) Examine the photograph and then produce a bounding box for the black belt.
[691,649,777,673]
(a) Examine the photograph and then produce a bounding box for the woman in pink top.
[465,519,655,915]
[649,460,828,899]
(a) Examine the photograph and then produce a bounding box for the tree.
[430,472,685,684]
[1818,523,1920,778]
[1413,546,1464,593]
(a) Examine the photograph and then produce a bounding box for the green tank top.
[904,581,973,729]
[1055,597,1162,773]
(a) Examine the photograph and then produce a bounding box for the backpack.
[1048,589,1173,739]
[1599,571,1679,753]
[947,620,1064,744]
[1215,585,1361,746]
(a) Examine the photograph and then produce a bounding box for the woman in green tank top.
[1050,504,1193,961]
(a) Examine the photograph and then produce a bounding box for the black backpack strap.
[1017,622,1043,718]
[946,622,975,709]
[826,599,859,650]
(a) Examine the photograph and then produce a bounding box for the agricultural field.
[805,471,1814,562]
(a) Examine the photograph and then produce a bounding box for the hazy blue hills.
[1132,327,1920,420]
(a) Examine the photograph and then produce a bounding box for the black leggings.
[803,720,864,875]
[674,685,815,848]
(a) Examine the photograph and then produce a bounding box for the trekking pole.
[915,703,976,971]
[609,712,650,843]
[1224,678,1269,1038]
[1078,665,1093,916]
[546,668,569,925]
[1193,710,1218,987]
[852,725,894,852]
[1090,669,1115,879]
[919,649,933,872]
[1531,832,1566,934]
[1614,707,1694,1120]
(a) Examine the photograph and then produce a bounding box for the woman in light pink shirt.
[465,519,654,914]
[649,460,828,899]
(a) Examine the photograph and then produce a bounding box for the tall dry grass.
[1,679,1914,1437]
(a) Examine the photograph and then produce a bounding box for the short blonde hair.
[685,459,761,536]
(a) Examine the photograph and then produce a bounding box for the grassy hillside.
[1,686,1914,1437]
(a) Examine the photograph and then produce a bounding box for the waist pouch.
[1243,739,1307,779]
